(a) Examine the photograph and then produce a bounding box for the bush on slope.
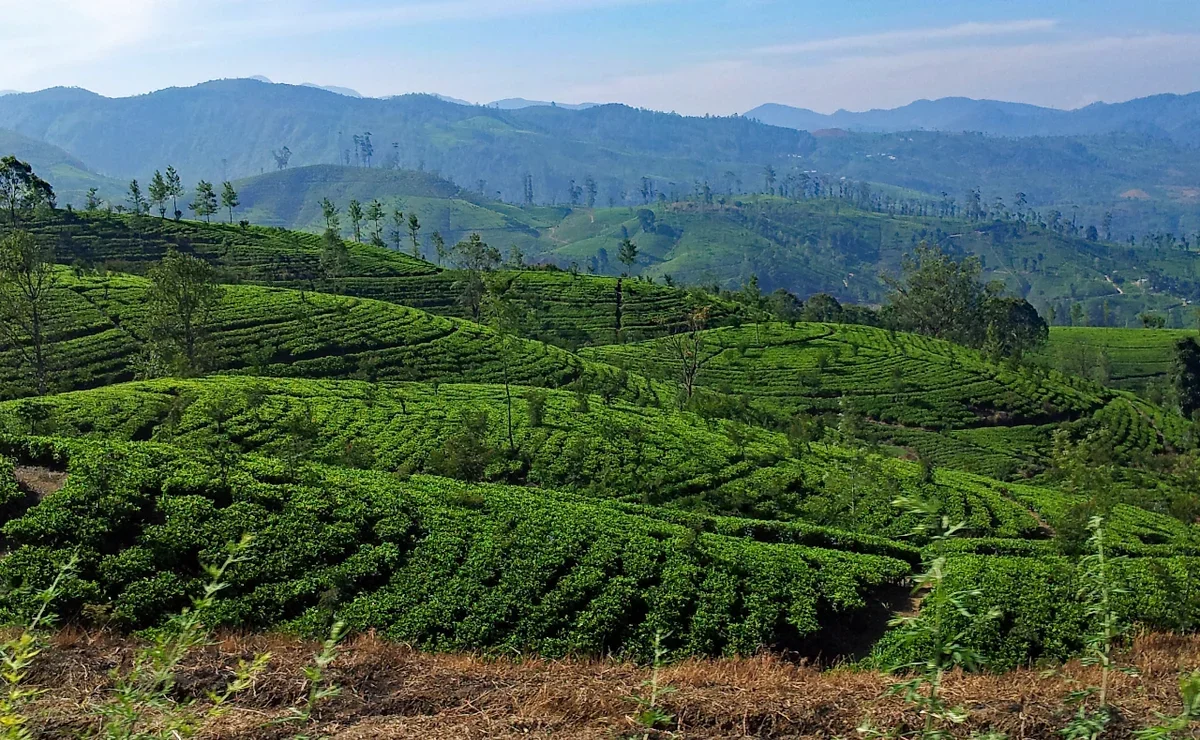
[0,436,910,660]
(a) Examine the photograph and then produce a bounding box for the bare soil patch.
[13,465,67,498]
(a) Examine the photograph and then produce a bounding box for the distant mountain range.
[745,93,1200,143]
[487,98,599,111]
[3,78,1200,238]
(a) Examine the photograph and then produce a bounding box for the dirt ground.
[19,630,1200,739]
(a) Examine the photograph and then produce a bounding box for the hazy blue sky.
[4,0,1200,113]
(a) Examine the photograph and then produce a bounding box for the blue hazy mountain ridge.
[746,92,1200,141]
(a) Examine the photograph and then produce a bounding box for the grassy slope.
[0,128,125,206]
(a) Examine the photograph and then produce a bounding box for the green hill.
[3,201,1200,674]
[529,197,1200,323]
[23,210,435,279]
[583,322,1190,480]
[0,128,125,207]
[1039,326,1193,391]
[212,170,1200,322]
[0,271,647,400]
[22,211,743,346]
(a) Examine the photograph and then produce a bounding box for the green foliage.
[0,230,58,394]
[0,554,75,740]
[93,536,267,739]
[0,437,910,660]
[861,496,1001,740]
[144,250,222,376]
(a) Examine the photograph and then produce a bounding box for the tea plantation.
[0,271,650,399]
[27,212,744,346]
[2,212,1199,673]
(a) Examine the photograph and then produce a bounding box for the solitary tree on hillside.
[661,306,715,404]
[0,230,58,394]
[146,248,223,375]
[389,205,405,252]
[321,229,350,281]
[366,200,385,247]
[320,198,341,234]
[221,182,240,223]
[407,213,421,258]
[763,165,777,195]
[85,188,102,212]
[347,199,364,242]
[451,232,501,321]
[165,165,184,219]
[618,238,638,272]
[148,170,169,218]
[127,179,147,215]
[0,157,55,226]
[483,273,528,452]
[272,146,292,170]
[189,181,218,223]
[431,231,448,265]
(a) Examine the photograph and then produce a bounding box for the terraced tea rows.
[0,436,911,660]
[8,376,1198,556]
[585,322,1106,429]
[317,270,744,346]
[23,212,746,347]
[0,272,646,399]
[26,211,434,279]
[1039,326,1193,390]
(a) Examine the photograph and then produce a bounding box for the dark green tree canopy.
[0,156,55,226]
[883,243,1047,357]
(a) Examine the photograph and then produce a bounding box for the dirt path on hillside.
[20,631,1200,739]
[13,465,67,498]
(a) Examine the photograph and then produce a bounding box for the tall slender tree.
[407,213,422,257]
[126,179,147,215]
[148,170,169,218]
[347,199,364,242]
[366,200,385,247]
[221,182,240,223]
[165,165,184,219]
[189,181,218,223]
[0,230,58,394]
[389,205,404,252]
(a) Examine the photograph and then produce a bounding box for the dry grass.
[17,629,1200,738]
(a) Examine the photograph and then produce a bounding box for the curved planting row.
[0,438,909,660]
[26,211,435,279]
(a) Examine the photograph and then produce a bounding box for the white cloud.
[754,19,1059,56]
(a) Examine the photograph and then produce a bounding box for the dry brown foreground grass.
[20,629,1200,739]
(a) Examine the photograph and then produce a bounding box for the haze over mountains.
[4,78,1200,239]
[746,93,1200,142]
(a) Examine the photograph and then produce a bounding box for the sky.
[3,0,1200,114]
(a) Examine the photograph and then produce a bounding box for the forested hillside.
[208,168,1200,324]
[6,80,1200,238]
